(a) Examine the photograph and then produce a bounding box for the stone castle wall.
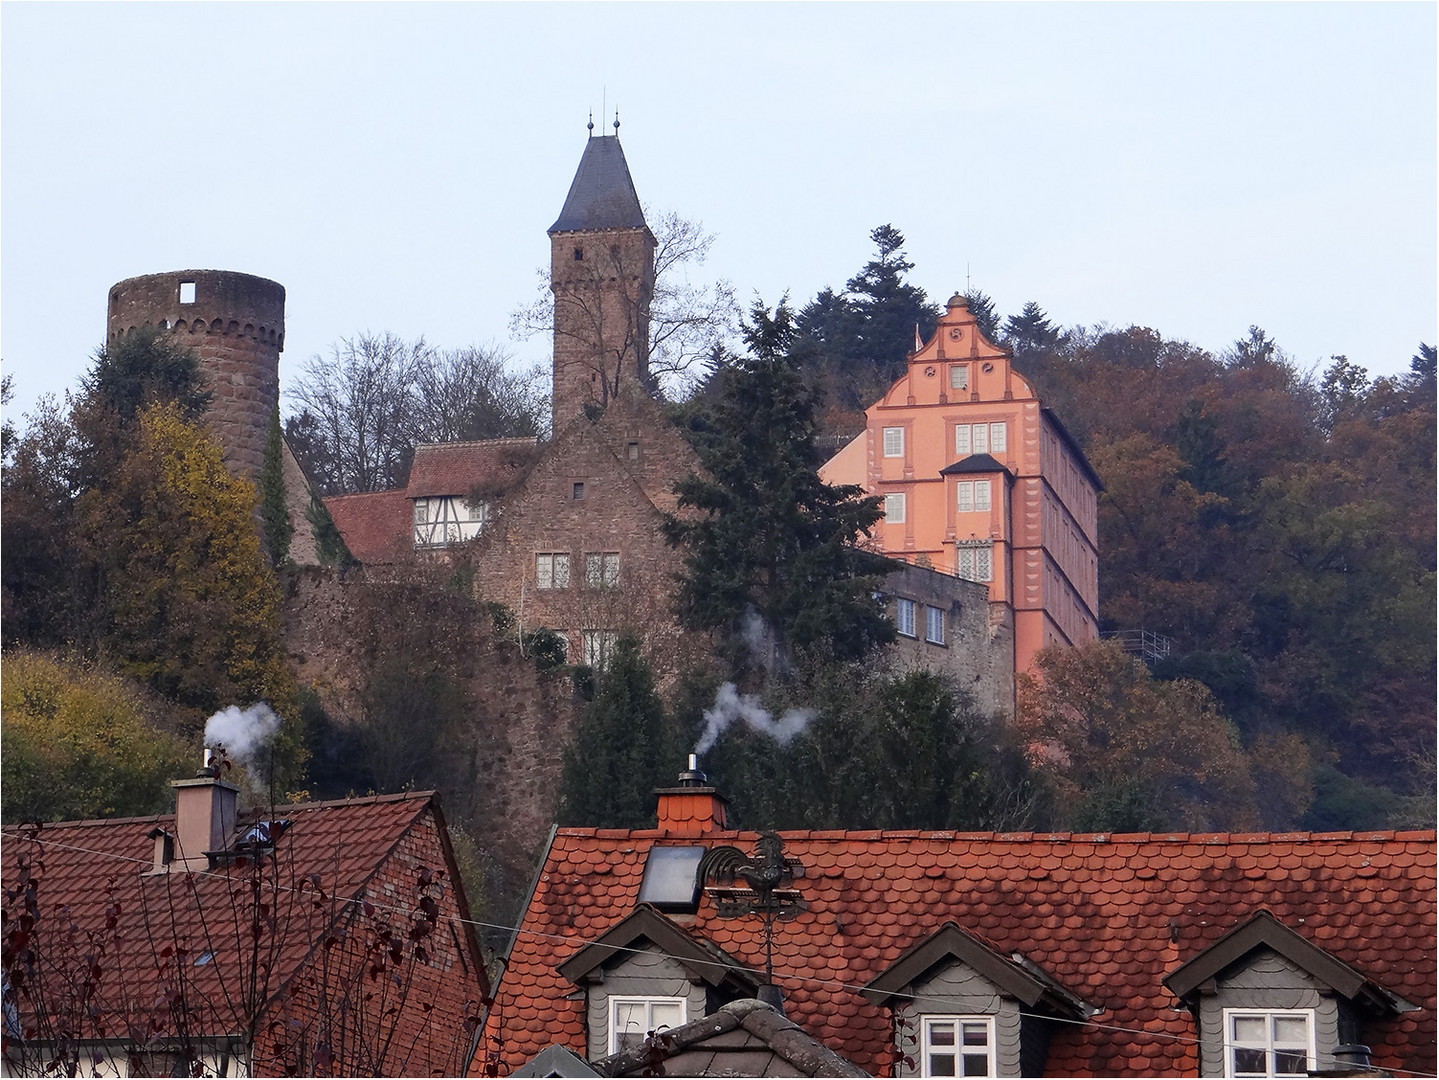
[108,270,284,478]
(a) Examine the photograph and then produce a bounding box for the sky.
[3,2,1435,421]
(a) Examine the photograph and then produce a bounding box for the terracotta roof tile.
[324,489,413,563]
[404,438,540,499]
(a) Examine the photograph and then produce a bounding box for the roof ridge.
[552,826,1436,844]
[413,437,542,452]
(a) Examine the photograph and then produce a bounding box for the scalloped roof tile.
[483,828,1436,1077]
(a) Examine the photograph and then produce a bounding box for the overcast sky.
[3,2,1434,421]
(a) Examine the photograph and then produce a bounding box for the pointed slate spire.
[548,133,648,234]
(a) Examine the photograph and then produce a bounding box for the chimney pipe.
[1332,1045,1373,1070]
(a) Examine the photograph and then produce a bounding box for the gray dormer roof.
[549,136,647,234]
[940,452,1010,476]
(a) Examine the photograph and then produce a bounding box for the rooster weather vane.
[695,831,805,982]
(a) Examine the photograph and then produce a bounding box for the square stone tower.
[547,123,657,432]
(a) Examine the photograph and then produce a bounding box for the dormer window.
[1225,1010,1314,1077]
[922,1016,995,1077]
[610,996,686,1055]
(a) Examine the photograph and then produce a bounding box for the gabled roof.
[1163,909,1417,1015]
[323,488,412,563]
[859,921,1091,1020]
[557,904,761,993]
[549,136,648,234]
[404,437,542,500]
[483,829,1437,1077]
[2,791,487,1056]
[939,452,1011,476]
[591,998,867,1078]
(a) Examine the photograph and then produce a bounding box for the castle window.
[883,427,905,458]
[585,552,620,588]
[957,545,993,584]
[949,365,968,391]
[885,493,906,523]
[896,598,917,638]
[536,553,570,589]
[573,482,585,500]
[1224,1010,1314,1077]
[956,480,991,514]
[921,1016,995,1078]
[583,630,618,670]
[179,281,196,304]
[574,247,584,261]
[925,605,946,646]
[628,441,640,460]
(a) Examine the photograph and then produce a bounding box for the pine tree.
[665,300,895,670]
[558,635,678,828]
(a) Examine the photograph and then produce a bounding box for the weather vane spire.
[613,108,620,135]
[587,110,594,137]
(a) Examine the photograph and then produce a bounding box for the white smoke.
[693,682,815,756]
[203,703,280,782]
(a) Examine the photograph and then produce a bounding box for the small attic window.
[573,482,585,500]
[637,846,705,911]
[179,281,196,304]
[627,441,640,461]
[574,246,584,261]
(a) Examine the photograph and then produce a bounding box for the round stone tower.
[107,270,285,478]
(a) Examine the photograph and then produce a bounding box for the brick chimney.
[654,755,728,835]
[163,749,239,872]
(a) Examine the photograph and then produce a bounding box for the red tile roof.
[484,828,1436,1077]
[324,488,412,563]
[3,791,487,1076]
[405,439,542,500]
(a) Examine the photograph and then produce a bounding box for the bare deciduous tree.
[285,334,547,495]
[509,210,738,403]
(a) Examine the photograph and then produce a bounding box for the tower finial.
[587,110,594,136]
[613,109,620,135]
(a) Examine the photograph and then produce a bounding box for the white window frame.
[536,552,570,589]
[957,544,993,584]
[955,422,1006,458]
[413,496,489,548]
[585,551,620,588]
[925,605,945,645]
[885,492,906,523]
[988,422,1007,453]
[583,629,618,670]
[1223,1009,1315,1078]
[956,480,991,514]
[896,598,917,638]
[949,364,968,391]
[920,1015,996,1078]
[608,996,686,1055]
[883,426,905,458]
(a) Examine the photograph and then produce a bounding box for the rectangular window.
[896,598,917,638]
[883,426,905,458]
[954,422,1006,457]
[971,423,988,455]
[922,1016,995,1078]
[956,545,993,584]
[583,630,618,670]
[949,364,968,391]
[179,281,196,304]
[585,551,620,588]
[989,422,1007,453]
[609,996,686,1055]
[954,424,970,457]
[956,480,991,513]
[884,492,906,523]
[925,605,945,645]
[1225,1010,1314,1078]
[536,553,570,589]
[572,481,585,500]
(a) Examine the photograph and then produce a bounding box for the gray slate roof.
[549,136,648,234]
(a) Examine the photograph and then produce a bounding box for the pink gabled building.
[820,292,1101,676]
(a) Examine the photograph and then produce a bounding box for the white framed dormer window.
[885,492,906,523]
[896,598,917,638]
[883,426,905,458]
[536,552,570,589]
[609,996,686,1055]
[1224,1010,1314,1077]
[921,1016,996,1078]
[956,480,991,514]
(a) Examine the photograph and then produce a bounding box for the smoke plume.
[204,703,280,785]
[693,682,815,756]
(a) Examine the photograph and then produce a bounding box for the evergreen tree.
[665,300,896,670]
[558,634,678,828]
[963,290,1001,342]
[259,405,293,567]
[1003,301,1059,353]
